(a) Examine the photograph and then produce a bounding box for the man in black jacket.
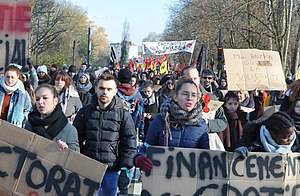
[73,73,136,196]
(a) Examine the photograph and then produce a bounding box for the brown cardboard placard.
[142,146,300,196]
[0,120,108,195]
[224,49,286,91]
[0,0,31,69]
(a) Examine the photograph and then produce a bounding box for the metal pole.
[87,26,91,66]
[72,40,76,65]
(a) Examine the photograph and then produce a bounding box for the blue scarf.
[260,125,296,153]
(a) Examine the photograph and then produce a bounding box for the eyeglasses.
[167,82,174,85]
[202,77,213,80]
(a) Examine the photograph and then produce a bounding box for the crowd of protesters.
[1,59,300,196]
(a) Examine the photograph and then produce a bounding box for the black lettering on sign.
[26,160,47,189]
[269,156,283,178]
[256,155,270,180]
[232,156,244,177]
[62,173,81,196]
[213,152,227,178]
[193,184,218,196]
[44,165,66,195]
[0,146,12,178]
[13,146,29,179]
[244,187,259,196]
[246,155,257,178]
[176,151,196,178]
[165,154,173,179]
[287,156,300,176]
[83,178,100,196]
[198,151,213,180]
[224,184,242,196]
[260,187,284,195]
[141,189,152,196]
[292,184,300,196]
[146,147,165,177]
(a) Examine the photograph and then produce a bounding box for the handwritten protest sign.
[0,0,31,69]
[202,100,223,120]
[224,49,286,91]
[142,146,300,196]
[0,120,107,196]
[143,40,196,55]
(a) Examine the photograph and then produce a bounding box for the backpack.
[117,91,139,114]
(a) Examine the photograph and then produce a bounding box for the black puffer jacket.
[73,96,136,171]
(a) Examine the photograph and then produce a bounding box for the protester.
[76,72,94,106]
[288,98,300,134]
[157,74,175,110]
[54,71,82,123]
[0,65,32,127]
[236,112,300,155]
[117,68,144,140]
[280,79,300,112]
[218,78,228,90]
[141,80,158,141]
[218,92,245,151]
[25,84,79,151]
[68,65,78,83]
[73,73,136,195]
[238,90,255,108]
[49,64,59,83]
[37,65,51,85]
[200,69,223,100]
[134,78,209,174]
[182,66,228,134]
[130,73,138,88]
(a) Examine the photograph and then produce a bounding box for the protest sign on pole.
[224,49,286,91]
[143,40,196,56]
[0,120,107,196]
[0,0,31,70]
[142,146,300,196]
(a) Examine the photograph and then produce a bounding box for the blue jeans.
[97,171,119,196]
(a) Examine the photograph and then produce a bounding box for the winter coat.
[146,114,209,149]
[0,78,32,127]
[59,85,82,121]
[73,96,137,171]
[26,118,79,152]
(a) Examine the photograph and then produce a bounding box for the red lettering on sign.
[0,3,31,33]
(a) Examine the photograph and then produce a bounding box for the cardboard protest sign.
[143,40,196,55]
[0,0,31,69]
[142,146,300,196]
[202,100,223,120]
[0,120,107,196]
[224,49,286,91]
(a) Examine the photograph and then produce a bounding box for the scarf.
[28,104,68,140]
[260,125,296,153]
[0,79,24,94]
[77,82,92,93]
[0,78,27,127]
[160,99,203,126]
[143,93,156,106]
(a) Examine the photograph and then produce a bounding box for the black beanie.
[265,112,294,133]
[118,68,132,84]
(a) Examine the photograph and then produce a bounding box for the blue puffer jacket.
[146,114,209,149]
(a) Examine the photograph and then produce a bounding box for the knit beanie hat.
[79,72,90,81]
[37,65,48,74]
[265,112,294,134]
[118,68,132,84]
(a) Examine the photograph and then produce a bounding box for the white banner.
[143,40,196,55]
